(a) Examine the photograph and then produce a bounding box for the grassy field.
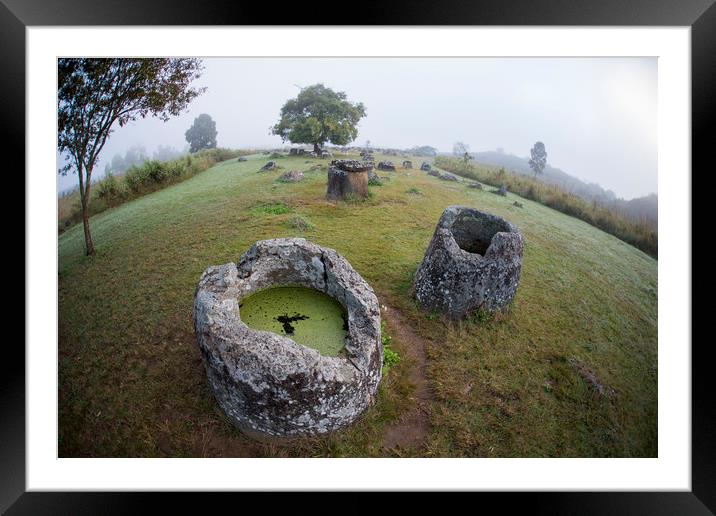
[58,152,657,457]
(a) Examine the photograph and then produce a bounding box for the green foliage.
[470,306,495,325]
[435,156,658,258]
[271,84,366,152]
[145,160,168,183]
[406,187,422,195]
[96,172,124,203]
[528,141,547,177]
[185,113,218,153]
[124,165,147,193]
[286,215,315,231]
[250,202,292,216]
[406,145,438,157]
[381,321,400,374]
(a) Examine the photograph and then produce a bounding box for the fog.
[57,57,657,200]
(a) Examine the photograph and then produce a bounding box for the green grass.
[58,151,657,457]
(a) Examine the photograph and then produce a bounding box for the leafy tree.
[152,145,184,162]
[453,141,469,157]
[185,113,218,153]
[453,142,472,170]
[110,153,126,174]
[271,84,366,154]
[528,141,548,178]
[124,145,148,168]
[407,145,438,157]
[58,58,205,255]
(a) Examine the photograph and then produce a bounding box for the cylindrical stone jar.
[193,238,383,439]
[326,159,372,200]
[414,206,524,319]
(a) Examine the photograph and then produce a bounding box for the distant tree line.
[104,145,187,175]
[406,145,439,157]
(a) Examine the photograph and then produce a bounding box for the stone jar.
[194,238,383,438]
[413,206,524,318]
[326,159,371,200]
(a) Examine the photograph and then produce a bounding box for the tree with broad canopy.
[271,84,366,154]
[185,113,218,153]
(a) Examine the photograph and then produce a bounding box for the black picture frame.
[5,0,711,512]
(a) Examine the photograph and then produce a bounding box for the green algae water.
[239,286,348,356]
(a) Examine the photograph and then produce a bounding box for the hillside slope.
[58,152,657,458]
[468,150,657,224]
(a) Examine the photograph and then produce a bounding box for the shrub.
[165,160,185,178]
[144,160,168,183]
[286,215,315,231]
[250,202,292,216]
[124,165,145,193]
[380,321,400,374]
[96,172,122,201]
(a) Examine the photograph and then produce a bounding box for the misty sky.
[57,57,657,199]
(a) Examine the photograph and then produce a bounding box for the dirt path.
[380,304,433,455]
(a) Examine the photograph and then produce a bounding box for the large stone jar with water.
[193,238,383,439]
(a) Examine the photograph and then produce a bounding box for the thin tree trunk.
[313,142,321,155]
[81,197,95,256]
[79,164,95,256]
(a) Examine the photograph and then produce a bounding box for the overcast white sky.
[58,57,657,199]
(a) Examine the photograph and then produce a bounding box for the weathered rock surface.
[428,169,440,177]
[420,162,431,171]
[367,169,383,185]
[402,160,413,169]
[237,156,248,162]
[377,161,396,171]
[194,238,383,438]
[260,161,278,171]
[491,184,508,196]
[467,182,483,189]
[278,170,304,182]
[439,172,458,181]
[414,206,524,318]
[326,160,371,200]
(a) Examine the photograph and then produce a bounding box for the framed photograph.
[7,0,710,512]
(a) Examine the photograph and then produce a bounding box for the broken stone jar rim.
[443,206,519,257]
